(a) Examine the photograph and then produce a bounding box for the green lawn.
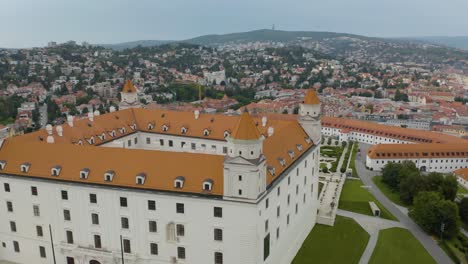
[339,179,397,221]
[369,228,436,264]
[293,216,369,264]
[458,185,468,195]
[372,176,408,207]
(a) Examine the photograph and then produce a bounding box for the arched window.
[203,129,210,136]
[130,123,137,130]
[119,127,126,134]
[136,173,146,185]
[80,168,90,179]
[98,133,106,141]
[223,130,230,138]
[51,165,61,176]
[203,179,213,191]
[109,130,116,137]
[104,170,115,182]
[174,176,185,188]
[181,127,188,134]
[148,122,155,130]
[162,124,169,132]
[21,163,31,173]
[0,160,6,170]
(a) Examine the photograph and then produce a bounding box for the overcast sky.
[2,0,468,48]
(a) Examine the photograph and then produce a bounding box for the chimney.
[109,106,116,113]
[46,124,53,135]
[56,125,63,137]
[67,115,74,127]
[194,110,200,120]
[46,135,54,144]
[94,110,100,116]
[267,126,274,137]
[261,116,267,127]
[88,112,94,122]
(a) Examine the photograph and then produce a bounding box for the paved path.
[337,209,404,264]
[355,143,453,264]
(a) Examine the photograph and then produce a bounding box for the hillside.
[98,40,173,50]
[409,36,468,50]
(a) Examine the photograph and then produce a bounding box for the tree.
[399,172,424,205]
[410,191,460,239]
[382,163,402,190]
[459,197,468,224]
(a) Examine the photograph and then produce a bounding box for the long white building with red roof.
[0,85,322,264]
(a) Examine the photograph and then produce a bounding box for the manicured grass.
[369,227,436,264]
[372,176,408,207]
[293,216,369,264]
[339,179,397,221]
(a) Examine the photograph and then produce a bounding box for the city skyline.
[2,0,468,48]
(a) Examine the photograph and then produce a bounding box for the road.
[355,143,453,264]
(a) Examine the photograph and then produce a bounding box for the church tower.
[119,80,141,110]
[299,89,322,145]
[223,111,266,202]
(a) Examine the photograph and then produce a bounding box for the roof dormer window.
[104,170,115,182]
[109,130,116,137]
[21,162,31,173]
[51,165,61,176]
[77,140,83,146]
[80,168,90,179]
[203,129,210,137]
[268,166,276,176]
[288,150,295,159]
[130,123,137,130]
[98,133,106,141]
[162,124,169,132]
[203,179,213,191]
[181,127,188,134]
[87,137,95,145]
[296,144,303,151]
[148,122,155,130]
[305,137,312,144]
[278,158,286,167]
[136,173,146,185]
[119,127,126,134]
[0,160,6,170]
[223,130,230,138]
[174,176,185,189]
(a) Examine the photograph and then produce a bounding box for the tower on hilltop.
[298,89,322,145]
[223,111,266,202]
[119,80,141,110]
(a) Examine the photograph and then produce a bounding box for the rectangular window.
[146,137,151,144]
[223,146,228,154]
[177,247,186,259]
[91,213,99,225]
[6,201,13,212]
[13,241,20,252]
[149,221,157,232]
[61,190,68,200]
[134,137,137,144]
[39,246,46,258]
[287,194,290,205]
[89,193,97,204]
[295,203,298,214]
[191,143,196,150]
[276,227,280,239]
[121,217,129,229]
[265,220,269,232]
[214,207,222,218]
[150,243,158,255]
[66,230,74,244]
[10,221,16,232]
[127,139,131,147]
[176,224,185,236]
[148,200,156,210]
[123,239,131,253]
[36,225,43,237]
[263,234,270,260]
[277,206,280,218]
[33,205,40,216]
[120,197,127,207]
[265,198,269,209]
[176,203,184,214]
[159,139,164,146]
[287,214,290,225]
[277,187,280,196]
[94,235,101,249]
[64,209,71,221]
[169,140,173,147]
[3,183,10,192]
[31,186,38,196]
[215,252,223,264]
[214,228,223,241]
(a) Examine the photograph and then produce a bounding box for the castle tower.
[119,80,141,110]
[299,89,322,144]
[223,111,266,201]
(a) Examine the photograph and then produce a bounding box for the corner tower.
[223,111,266,202]
[119,80,141,110]
[299,89,321,144]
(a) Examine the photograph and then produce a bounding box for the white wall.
[366,156,468,173]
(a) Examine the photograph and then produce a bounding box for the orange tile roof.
[122,80,136,93]
[231,111,261,140]
[304,89,320,105]
[455,168,468,181]
[1,109,314,195]
[367,143,468,159]
[322,117,466,144]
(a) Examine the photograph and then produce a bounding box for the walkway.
[337,209,404,264]
[355,143,453,264]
